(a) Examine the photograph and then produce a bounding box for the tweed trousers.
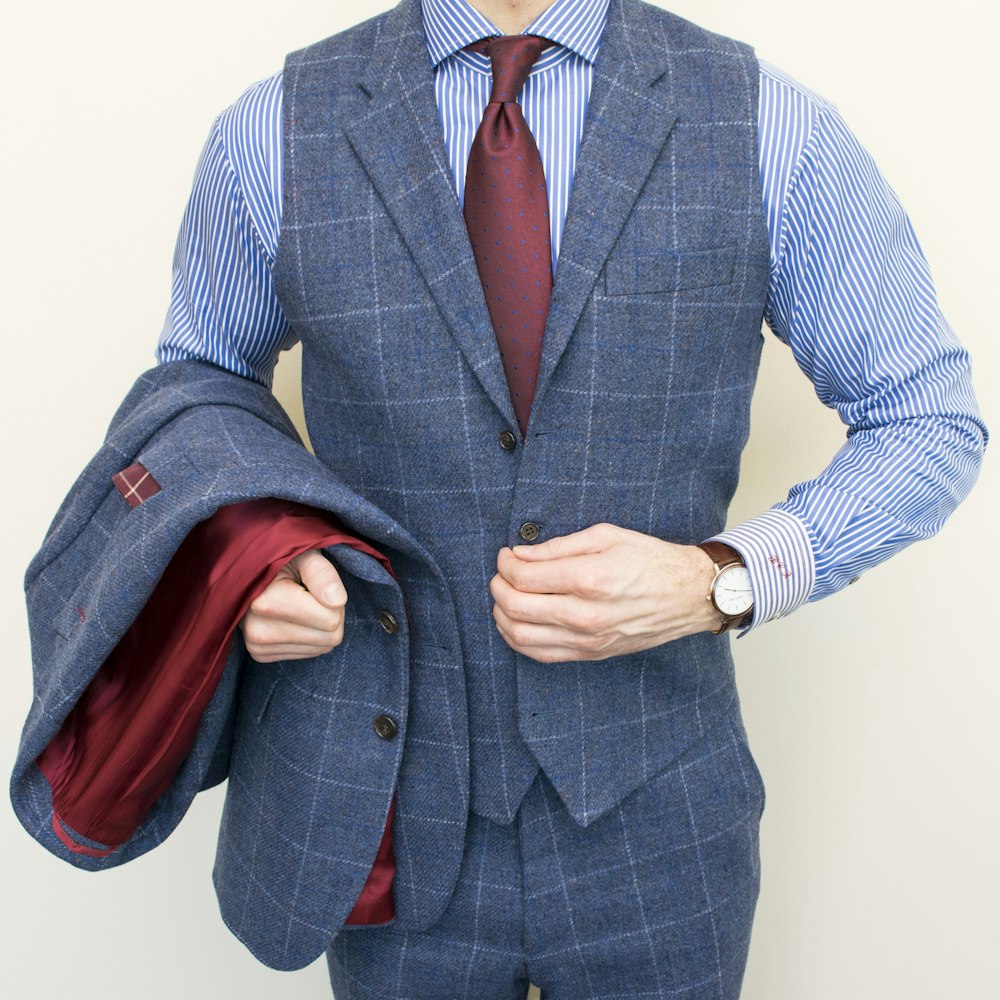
[326,713,764,1000]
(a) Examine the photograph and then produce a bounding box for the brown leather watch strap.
[698,540,744,570]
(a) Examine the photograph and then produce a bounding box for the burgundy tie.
[464,35,552,439]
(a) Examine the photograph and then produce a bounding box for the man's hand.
[489,522,723,663]
[239,549,348,663]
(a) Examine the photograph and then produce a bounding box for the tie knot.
[467,35,548,104]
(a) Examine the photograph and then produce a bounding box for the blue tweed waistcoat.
[275,0,769,826]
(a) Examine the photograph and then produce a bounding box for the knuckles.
[573,571,605,600]
[496,557,523,587]
[561,606,595,632]
[239,617,268,646]
[248,591,278,618]
[315,608,346,633]
[532,648,567,664]
[504,622,531,646]
[577,631,611,654]
[242,618,278,645]
[240,616,345,658]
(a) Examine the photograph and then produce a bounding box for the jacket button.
[377,610,399,634]
[374,714,398,740]
[498,429,517,451]
[519,521,540,541]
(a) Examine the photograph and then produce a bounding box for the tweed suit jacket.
[12,360,471,969]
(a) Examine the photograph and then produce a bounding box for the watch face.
[714,565,753,616]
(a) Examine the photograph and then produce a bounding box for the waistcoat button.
[377,610,399,634]
[374,714,398,740]
[519,521,540,541]
[498,429,517,451]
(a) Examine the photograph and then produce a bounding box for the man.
[23,0,987,996]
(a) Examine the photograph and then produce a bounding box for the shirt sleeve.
[156,72,295,388]
[711,64,988,634]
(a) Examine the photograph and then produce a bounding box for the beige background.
[2,1,996,997]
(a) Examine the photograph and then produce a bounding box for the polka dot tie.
[463,35,552,439]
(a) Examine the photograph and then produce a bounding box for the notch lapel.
[529,0,678,429]
[342,0,520,432]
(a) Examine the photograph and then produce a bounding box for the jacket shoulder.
[624,0,758,62]
[284,7,393,76]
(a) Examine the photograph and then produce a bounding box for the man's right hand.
[239,549,348,663]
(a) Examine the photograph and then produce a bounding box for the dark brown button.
[377,610,399,634]
[374,714,398,740]
[498,429,517,451]
[519,521,540,542]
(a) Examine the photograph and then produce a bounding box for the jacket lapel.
[530,0,678,426]
[342,0,520,432]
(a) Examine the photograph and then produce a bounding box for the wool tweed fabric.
[276,0,770,826]
[328,727,764,1000]
[11,360,471,970]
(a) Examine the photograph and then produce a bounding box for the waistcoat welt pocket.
[603,245,737,296]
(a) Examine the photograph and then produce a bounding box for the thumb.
[291,549,348,608]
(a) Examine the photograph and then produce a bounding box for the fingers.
[492,594,611,659]
[240,599,345,660]
[241,551,349,663]
[250,576,345,632]
[242,601,344,647]
[240,643,337,664]
[489,569,593,626]
[509,522,617,561]
[495,641,588,664]
[496,546,605,598]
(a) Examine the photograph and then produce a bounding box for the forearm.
[714,409,985,632]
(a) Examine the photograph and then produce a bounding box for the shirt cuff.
[707,509,816,635]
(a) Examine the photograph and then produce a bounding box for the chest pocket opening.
[603,245,737,296]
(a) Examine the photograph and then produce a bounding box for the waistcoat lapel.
[530,0,678,427]
[341,0,520,433]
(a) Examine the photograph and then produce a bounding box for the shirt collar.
[421,0,610,68]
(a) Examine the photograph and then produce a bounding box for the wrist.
[698,540,754,634]
[691,545,727,634]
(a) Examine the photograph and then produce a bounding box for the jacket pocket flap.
[239,665,281,725]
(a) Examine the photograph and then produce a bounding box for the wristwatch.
[697,540,754,634]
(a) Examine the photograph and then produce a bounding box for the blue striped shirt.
[156,0,987,633]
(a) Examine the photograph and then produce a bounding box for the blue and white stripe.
[156,0,987,633]
[160,72,291,386]
[428,0,606,271]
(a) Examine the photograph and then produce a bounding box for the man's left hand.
[489,522,723,663]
